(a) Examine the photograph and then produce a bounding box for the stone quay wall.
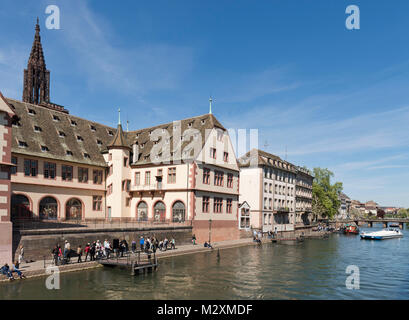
[13,226,193,261]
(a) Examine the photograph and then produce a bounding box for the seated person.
[11,261,26,279]
[1,263,14,281]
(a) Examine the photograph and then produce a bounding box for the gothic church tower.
[22,18,50,105]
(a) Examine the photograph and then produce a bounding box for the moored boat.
[360,228,403,240]
[343,224,359,235]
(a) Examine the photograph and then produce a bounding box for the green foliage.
[397,208,409,218]
[312,168,343,219]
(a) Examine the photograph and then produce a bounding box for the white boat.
[360,228,403,240]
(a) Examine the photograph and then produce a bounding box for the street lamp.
[208,219,212,244]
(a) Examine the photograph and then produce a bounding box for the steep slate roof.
[107,124,129,149]
[126,113,226,165]
[238,148,297,173]
[8,98,116,167]
[7,97,227,167]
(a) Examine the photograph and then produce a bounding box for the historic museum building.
[3,20,240,246]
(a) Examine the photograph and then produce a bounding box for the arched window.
[11,194,32,220]
[172,201,185,222]
[66,198,82,220]
[39,197,58,220]
[137,201,148,221]
[154,201,166,222]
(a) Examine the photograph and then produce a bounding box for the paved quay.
[1,231,330,283]
[0,238,257,282]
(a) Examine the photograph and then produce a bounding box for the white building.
[238,149,297,233]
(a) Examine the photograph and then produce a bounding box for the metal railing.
[12,218,193,231]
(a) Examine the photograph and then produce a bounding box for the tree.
[312,168,343,219]
[397,208,408,218]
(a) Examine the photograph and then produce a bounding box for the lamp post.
[208,219,212,244]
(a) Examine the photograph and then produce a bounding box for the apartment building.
[238,149,297,233]
[295,166,314,225]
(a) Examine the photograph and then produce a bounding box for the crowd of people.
[50,236,178,266]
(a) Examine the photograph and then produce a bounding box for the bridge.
[331,218,409,229]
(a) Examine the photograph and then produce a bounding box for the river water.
[1,224,409,300]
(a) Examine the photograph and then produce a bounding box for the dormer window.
[18,141,27,148]
[77,135,84,142]
[71,120,77,126]
[135,133,139,139]
[66,150,73,156]
[140,143,145,148]
[90,125,96,132]
[201,119,206,125]
[108,130,114,136]
[84,153,90,159]
[188,122,193,128]
[53,115,60,121]
[144,155,150,160]
[41,145,49,152]
[34,126,42,132]
[28,109,36,115]
[97,139,102,146]
[12,118,21,127]
[162,128,166,133]
[59,131,66,137]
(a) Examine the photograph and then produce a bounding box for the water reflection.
[1,225,409,300]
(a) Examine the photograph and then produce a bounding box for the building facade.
[295,166,314,225]
[5,20,240,247]
[0,93,15,264]
[238,149,297,233]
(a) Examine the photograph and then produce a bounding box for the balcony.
[131,183,163,192]
[274,206,290,213]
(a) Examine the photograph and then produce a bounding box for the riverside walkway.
[1,238,256,282]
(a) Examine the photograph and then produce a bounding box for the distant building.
[351,200,366,215]
[337,192,351,219]
[365,200,378,216]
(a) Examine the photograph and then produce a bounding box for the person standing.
[139,236,145,251]
[131,240,136,253]
[77,245,83,263]
[90,242,96,261]
[171,238,175,250]
[52,245,59,266]
[84,243,90,262]
[192,234,196,245]
[18,245,24,264]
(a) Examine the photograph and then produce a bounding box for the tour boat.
[343,224,359,235]
[360,228,403,240]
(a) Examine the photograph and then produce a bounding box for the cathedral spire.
[22,18,50,105]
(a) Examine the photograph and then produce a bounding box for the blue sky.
[1,0,409,207]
